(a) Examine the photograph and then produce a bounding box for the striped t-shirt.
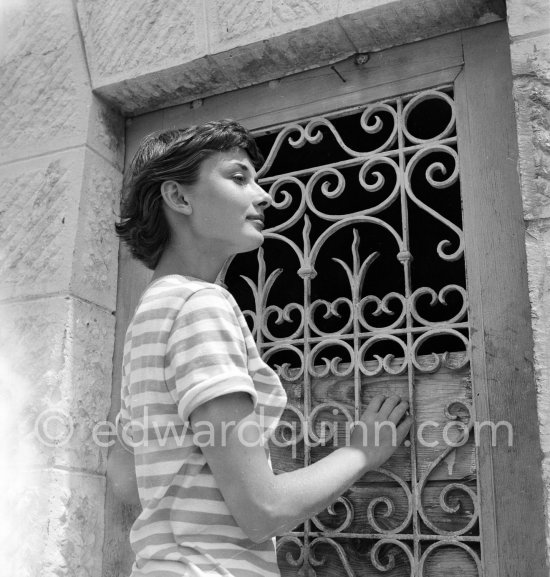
[119,275,287,577]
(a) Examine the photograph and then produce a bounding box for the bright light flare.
[0,321,48,576]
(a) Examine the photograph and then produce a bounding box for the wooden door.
[104,22,547,577]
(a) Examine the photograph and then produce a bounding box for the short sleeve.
[165,287,258,425]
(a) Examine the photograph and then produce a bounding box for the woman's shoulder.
[139,274,234,313]
[125,276,226,337]
[146,274,215,294]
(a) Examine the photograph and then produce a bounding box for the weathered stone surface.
[67,298,115,472]
[0,149,121,308]
[511,34,550,80]
[0,0,91,162]
[525,220,550,453]
[0,151,83,299]
[71,149,122,311]
[209,19,354,90]
[272,0,337,27]
[44,470,105,577]
[524,218,550,554]
[76,0,207,82]
[205,0,271,51]
[2,468,105,577]
[511,35,550,220]
[506,0,550,38]
[0,296,114,473]
[542,455,550,553]
[86,0,506,115]
[87,96,126,171]
[338,0,505,52]
[206,0,338,53]
[97,57,238,116]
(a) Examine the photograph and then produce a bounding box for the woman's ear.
[160,180,192,215]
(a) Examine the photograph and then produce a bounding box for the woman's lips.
[248,218,265,229]
[247,216,265,228]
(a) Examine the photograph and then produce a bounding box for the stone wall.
[0,0,123,574]
[76,0,505,114]
[2,0,549,575]
[507,0,550,555]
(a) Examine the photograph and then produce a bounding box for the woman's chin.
[235,234,265,255]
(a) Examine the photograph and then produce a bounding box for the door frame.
[106,22,547,576]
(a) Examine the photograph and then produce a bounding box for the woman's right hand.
[350,394,413,471]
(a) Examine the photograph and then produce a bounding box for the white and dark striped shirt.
[119,275,287,577]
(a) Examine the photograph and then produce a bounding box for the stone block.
[1,467,105,577]
[0,151,84,299]
[506,0,550,38]
[206,0,342,54]
[206,0,271,52]
[0,0,91,163]
[44,470,106,577]
[514,86,550,220]
[206,0,338,52]
[0,149,121,308]
[525,219,550,560]
[511,34,550,81]
[76,0,207,84]
[71,149,122,311]
[525,219,550,454]
[542,455,550,553]
[67,299,115,472]
[338,0,505,52]
[271,0,337,28]
[511,36,550,220]
[0,296,115,474]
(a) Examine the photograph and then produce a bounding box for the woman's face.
[184,148,271,258]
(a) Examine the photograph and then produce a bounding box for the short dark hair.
[115,119,264,270]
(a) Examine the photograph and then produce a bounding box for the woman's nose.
[254,182,272,208]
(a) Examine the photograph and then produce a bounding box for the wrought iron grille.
[222,86,481,576]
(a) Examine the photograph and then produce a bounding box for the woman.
[111,119,412,577]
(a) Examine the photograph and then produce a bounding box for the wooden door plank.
[243,67,462,134]
[108,243,153,423]
[125,109,166,170]
[456,21,547,577]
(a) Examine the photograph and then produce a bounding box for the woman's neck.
[151,243,226,284]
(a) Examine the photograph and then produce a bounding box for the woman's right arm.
[191,391,412,543]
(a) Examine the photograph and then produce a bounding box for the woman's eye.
[233,174,246,184]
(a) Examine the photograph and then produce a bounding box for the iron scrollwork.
[223,86,480,575]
